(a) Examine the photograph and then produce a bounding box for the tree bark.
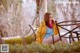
[43,0,47,14]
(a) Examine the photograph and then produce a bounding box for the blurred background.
[0,0,80,38]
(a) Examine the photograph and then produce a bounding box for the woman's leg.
[62,38,68,44]
[42,35,68,45]
[42,36,53,45]
[42,35,60,45]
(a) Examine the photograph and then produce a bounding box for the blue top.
[44,27,54,38]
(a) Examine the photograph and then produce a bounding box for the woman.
[36,13,67,45]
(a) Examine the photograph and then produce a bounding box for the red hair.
[44,13,54,28]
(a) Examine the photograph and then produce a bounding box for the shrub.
[2,35,80,53]
[8,41,80,53]
[4,35,34,45]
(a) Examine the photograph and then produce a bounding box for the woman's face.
[49,15,53,21]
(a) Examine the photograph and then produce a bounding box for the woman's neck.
[49,20,53,28]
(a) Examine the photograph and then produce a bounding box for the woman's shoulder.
[40,20,45,26]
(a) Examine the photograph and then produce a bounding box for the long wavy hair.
[44,13,54,27]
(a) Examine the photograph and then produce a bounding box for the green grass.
[4,35,34,45]
[8,41,80,53]
[1,35,80,53]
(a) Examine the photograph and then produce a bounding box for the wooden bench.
[55,20,80,43]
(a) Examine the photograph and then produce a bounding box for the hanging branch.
[26,0,43,35]
[35,0,43,26]
[28,0,43,41]
[36,0,43,13]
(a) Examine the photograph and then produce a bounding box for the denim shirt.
[44,26,54,38]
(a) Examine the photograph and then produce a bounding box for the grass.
[1,35,80,53]
[6,41,80,53]
[3,35,34,45]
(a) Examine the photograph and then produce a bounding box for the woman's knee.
[42,36,53,45]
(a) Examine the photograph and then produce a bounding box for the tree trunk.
[43,0,47,14]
